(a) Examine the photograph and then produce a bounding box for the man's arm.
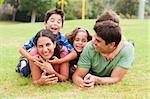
[72,67,89,87]
[94,67,128,84]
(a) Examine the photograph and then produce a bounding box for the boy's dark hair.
[44,9,64,27]
[94,20,121,47]
[96,10,120,24]
[65,27,92,45]
[34,29,60,58]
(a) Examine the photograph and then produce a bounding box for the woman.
[29,29,69,85]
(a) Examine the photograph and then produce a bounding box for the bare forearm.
[59,50,77,63]
[49,71,68,81]
[19,47,33,61]
[72,74,84,86]
[32,79,44,85]
[94,76,121,85]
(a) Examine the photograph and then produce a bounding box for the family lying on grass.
[16,9,134,88]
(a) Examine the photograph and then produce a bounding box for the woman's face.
[73,32,88,52]
[37,36,56,60]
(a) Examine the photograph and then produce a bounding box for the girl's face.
[37,37,56,60]
[73,32,88,52]
[44,14,63,35]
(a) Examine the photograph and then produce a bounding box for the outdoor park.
[0,0,150,98]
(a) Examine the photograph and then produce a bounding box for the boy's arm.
[59,50,77,63]
[107,39,125,60]
[19,35,35,61]
[19,47,34,61]
[49,50,77,64]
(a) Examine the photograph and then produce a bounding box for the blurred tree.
[5,0,55,22]
[0,0,4,4]
[87,0,104,19]
[145,0,150,16]
[64,0,81,19]
[19,0,53,23]
[12,0,19,21]
[115,0,139,18]
[56,0,69,10]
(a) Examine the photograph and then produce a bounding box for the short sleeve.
[77,42,93,69]
[57,32,73,51]
[117,42,135,69]
[60,46,69,58]
[23,36,35,50]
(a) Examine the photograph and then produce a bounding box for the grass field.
[0,19,150,98]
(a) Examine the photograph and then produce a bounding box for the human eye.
[38,45,43,48]
[75,38,79,42]
[46,43,51,47]
[50,18,54,22]
[82,39,87,43]
[57,20,61,24]
[96,39,101,43]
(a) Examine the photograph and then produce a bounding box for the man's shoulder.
[85,41,94,49]
[82,41,97,56]
[122,41,134,51]
[119,41,134,56]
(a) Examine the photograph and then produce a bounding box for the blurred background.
[0,0,150,23]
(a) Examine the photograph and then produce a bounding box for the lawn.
[0,19,150,98]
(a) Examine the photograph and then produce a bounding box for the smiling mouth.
[51,27,57,31]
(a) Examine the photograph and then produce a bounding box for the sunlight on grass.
[0,19,150,98]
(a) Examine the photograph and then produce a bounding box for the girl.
[65,27,92,77]
[29,29,69,85]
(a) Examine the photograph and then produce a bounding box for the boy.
[16,9,77,77]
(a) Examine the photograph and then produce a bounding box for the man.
[72,20,134,88]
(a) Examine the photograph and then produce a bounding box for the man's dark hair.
[94,20,121,47]
[44,9,64,27]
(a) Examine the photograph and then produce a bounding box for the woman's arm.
[29,60,58,85]
[33,56,69,82]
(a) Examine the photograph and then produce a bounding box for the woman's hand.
[48,56,62,64]
[38,72,58,85]
[33,56,55,74]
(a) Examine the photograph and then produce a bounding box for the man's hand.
[80,74,95,89]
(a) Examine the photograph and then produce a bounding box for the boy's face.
[44,14,63,35]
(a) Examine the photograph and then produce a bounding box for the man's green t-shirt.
[77,41,134,77]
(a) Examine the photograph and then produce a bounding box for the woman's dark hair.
[34,29,60,58]
[65,27,92,45]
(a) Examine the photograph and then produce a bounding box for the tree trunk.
[31,8,36,23]
[12,8,17,21]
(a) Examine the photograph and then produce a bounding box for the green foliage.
[64,0,82,19]
[0,0,4,4]
[19,0,53,15]
[145,0,150,15]
[115,0,139,18]
[0,19,149,98]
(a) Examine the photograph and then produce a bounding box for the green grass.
[0,19,150,98]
